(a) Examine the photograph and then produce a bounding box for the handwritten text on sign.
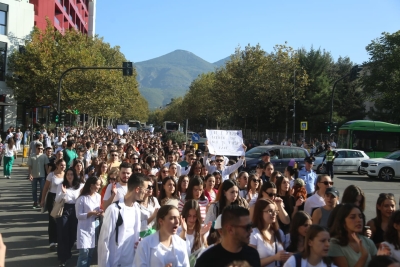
[206,129,245,156]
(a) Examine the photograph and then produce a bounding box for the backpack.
[114,201,124,246]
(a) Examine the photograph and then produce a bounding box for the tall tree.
[361,30,400,123]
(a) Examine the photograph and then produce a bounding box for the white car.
[313,149,369,175]
[360,150,400,180]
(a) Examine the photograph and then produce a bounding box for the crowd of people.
[3,126,400,267]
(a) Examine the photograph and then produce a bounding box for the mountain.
[213,56,231,67]
[135,50,228,109]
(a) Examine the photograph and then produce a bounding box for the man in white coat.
[98,173,150,267]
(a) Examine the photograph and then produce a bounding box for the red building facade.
[29,0,90,34]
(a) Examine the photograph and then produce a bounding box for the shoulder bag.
[50,198,65,218]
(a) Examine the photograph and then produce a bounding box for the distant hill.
[134,50,229,109]
[213,56,231,67]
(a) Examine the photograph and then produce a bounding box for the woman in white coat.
[134,205,190,267]
[75,176,103,267]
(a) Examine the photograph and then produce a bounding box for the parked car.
[244,145,310,173]
[313,149,369,175]
[360,150,400,180]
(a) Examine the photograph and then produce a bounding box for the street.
[1,158,399,266]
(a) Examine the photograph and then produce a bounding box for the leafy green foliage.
[6,20,148,122]
[164,131,187,144]
[361,30,400,123]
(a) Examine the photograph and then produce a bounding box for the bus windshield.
[128,121,140,128]
[165,122,179,131]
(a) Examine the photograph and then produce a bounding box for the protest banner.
[206,129,245,156]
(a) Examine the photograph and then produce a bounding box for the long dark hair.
[215,179,238,216]
[385,210,400,250]
[7,137,14,149]
[181,200,202,253]
[257,181,277,201]
[286,211,312,253]
[374,193,396,226]
[187,160,202,178]
[252,199,282,244]
[341,185,365,211]
[62,168,81,190]
[72,159,85,183]
[79,176,100,197]
[158,176,179,203]
[329,203,365,246]
[185,176,206,201]
[156,205,178,230]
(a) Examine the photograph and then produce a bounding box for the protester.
[40,159,66,250]
[283,225,334,267]
[285,211,312,253]
[213,171,222,190]
[102,162,132,210]
[98,173,150,267]
[304,174,333,216]
[195,205,261,267]
[341,184,366,212]
[2,137,17,179]
[75,176,102,267]
[312,187,339,227]
[28,143,50,208]
[204,174,218,202]
[177,175,190,201]
[134,205,190,267]
[367,193,396,246]
[237,171,249,198]
[382,210,400,262]
[55,168,84,267]
[139,179,160,238]
[245,174,260,206]
[178,176,209,223]
[158,176,179,207]
[276,175,295,233]
[250,199,291,267]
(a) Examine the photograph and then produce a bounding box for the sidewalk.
[0,157,98,267]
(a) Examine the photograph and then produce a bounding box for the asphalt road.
[0,157,399,266]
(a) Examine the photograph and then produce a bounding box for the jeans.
[76,248,95,267]
[3,156,14,176]
[31,177,45,203]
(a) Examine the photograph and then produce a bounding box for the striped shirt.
[178,198,209,223]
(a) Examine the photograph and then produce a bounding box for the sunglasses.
[135,168,142,171]
[233,223,253,232]
[132,157,139,160]
[147,185,154,190]
[252,178,261,183]
[216,159,224,163]
[319,181,334,186]
[162,170,169,173]
[266,192,277,198]
[109,177,116,181]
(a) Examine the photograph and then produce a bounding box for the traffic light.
[73,109,79,115]
[122,62,133,76]
[325,122,331,133]
[333,122,338,133]
[349,65,363,81]
[60,112,66,123]
[55,113,60,123]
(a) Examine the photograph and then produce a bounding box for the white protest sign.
[117,125,129,135]
[206,129,245,156]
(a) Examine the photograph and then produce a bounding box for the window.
[336,151,346,158]
[0,41,6,81]
[0,3,8,35]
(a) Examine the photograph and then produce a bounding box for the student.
[158,176,180,207]
[283,225,335,267]
[285,211,312,253]
[177,175,190,201]
[75,176,102,267]
[304,174,333,216]
[98,173,150,267]
[178,176,209,223]
[382,210,400,262]
[312,187,339,227]
[204,174,218,202]
[328,203,388,267]
[179,200,212,254]
[367,193,396,246]
[237,171,249,198]
[250,199,291,267]
[195,206,261,267]
[55,168,84,267]
[102,162,132,210]
[134,205,190,267]
[341,185,366,212]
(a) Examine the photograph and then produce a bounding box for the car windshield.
[245,147,267,158]
[385,151,400,160]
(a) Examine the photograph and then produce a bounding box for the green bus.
[337,120,400,158]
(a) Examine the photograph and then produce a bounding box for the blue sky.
[95,0,399,64]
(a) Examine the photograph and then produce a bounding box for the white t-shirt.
[3,144,16,157]
[119,205,140,267]
[139,198,161,231]
[103,183,127,202]
[46,172,64,193]
[150,242,177,267]
[250,228,285,267]
[283,255,337,267]
[304,193,325,216]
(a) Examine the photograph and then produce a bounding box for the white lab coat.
[98,199,141,267]
[134,231,190,267]
[203,157,244,181]
[75,193,101,249]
